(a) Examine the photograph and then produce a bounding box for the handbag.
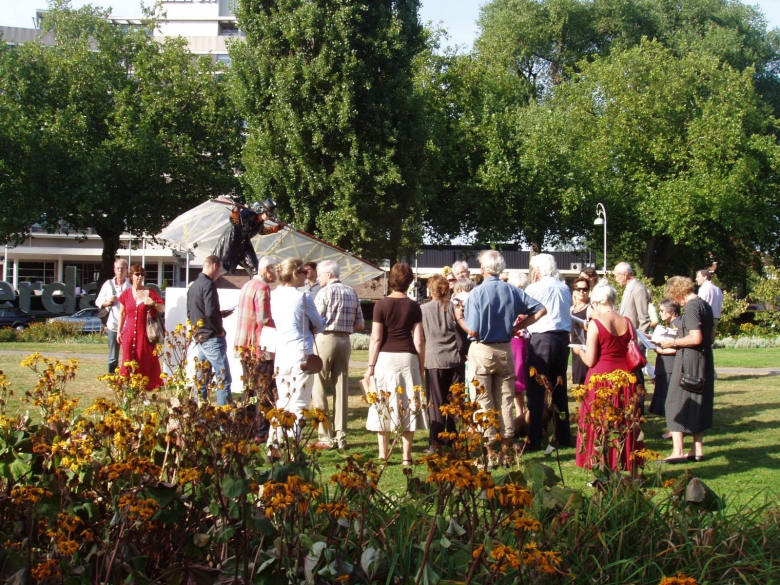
[98,281,116,325]
[680,352,705,394]
[626,318,647,371]
[300,293,323,374]
[146,297,165,345]
[680,372,705,394]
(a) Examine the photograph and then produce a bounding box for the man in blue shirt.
[455,250,546,466]
[525,254,573,450]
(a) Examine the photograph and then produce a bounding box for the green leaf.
[131,555,149,573]
[145,484,178,508]
[182,565,221,585]
[251,516,276,537]
[192,533,210,548]
[215,525,236,544]
[221,477,250,499]
[9,458,30,481]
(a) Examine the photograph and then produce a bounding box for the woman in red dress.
[117,264,165,390]
[572,281,644,472]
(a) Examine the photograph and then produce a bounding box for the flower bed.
[0,326,777,584]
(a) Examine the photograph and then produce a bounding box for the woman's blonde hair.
[278,258,304,285]
[665,276,695,301]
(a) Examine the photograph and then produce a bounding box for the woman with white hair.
[572,280,644,472]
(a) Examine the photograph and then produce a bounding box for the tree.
[543,40,780,286]
[0,1,243,282]
[229,0,427,263]
[426,0,780,270]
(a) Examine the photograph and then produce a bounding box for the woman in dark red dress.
[572,281,644,472]
[117,264,165,390]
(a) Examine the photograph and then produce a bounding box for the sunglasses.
[574,288,589,292]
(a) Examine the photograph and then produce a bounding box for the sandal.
[402,459,414,467]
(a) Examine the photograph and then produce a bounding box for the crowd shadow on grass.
[717,373,779,382]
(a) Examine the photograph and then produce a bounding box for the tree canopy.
[229,0,428,263]
[418,0,780,285]
[0,1,243,281]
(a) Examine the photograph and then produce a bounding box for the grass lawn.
[0,341,107,354]
[713,346,780,368]
[2,342,779,508]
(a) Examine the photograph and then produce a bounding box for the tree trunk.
[642,235,658,279]
[95,226,123,286]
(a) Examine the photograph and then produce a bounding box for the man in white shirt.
[95,259,131,373]
[525,254,573,450]
[697,269,723,340]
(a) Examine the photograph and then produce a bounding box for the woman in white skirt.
[363,263,427,466]
[269,258,325,454]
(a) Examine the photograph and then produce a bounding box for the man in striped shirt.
[311,260,365,449]
[234,255,279,441]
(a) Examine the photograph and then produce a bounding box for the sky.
[2,0,780,51]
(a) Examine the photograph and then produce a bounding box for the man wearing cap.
[310,260,365,449]
[213,198,283,277]
[454,250,546,465]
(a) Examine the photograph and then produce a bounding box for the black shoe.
[687,455,705,462]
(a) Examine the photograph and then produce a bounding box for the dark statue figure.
[213,198,281,277]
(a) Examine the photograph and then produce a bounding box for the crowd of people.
[98,247,721,471]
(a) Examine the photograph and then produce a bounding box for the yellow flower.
[659,574,699,585]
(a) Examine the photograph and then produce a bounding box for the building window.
[63,262,102,288]
[218,22,241,36]
[163,263,177,287]
[215,54,232,66]
[144,264,159,286]
[18,262,56,285]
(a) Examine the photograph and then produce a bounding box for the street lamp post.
[593,203,607,276]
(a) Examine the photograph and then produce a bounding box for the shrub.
[0,328,16,342]
[734,336,775,349]
[713,336,736,349]
[350,332,370,350]
[717,289,749,337]
[8,320,93,343]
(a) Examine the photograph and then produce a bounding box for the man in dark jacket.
[188,255,233,405]
[212,198,281,277]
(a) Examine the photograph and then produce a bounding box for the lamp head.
[594,217,604,226]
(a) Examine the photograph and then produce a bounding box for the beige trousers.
[311,332,352,447]
[468,341,516,439]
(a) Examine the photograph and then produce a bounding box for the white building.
[109,0,243,63]
[0,1,241,292]
[1,225,186,291]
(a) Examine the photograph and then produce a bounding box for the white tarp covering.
[157,199,383,287]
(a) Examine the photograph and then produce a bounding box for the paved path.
[1,350,777,377]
